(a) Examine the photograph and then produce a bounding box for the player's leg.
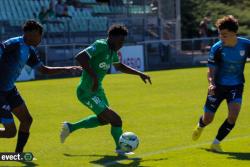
[60,92,109,143]
[0,123,17,138]
[192,89,224,141]
[7,87,32,152]
[60,113,105,143]
[61,91,124,151]
[11,104,33,152]
[92,94,123,151]
[0,101,17,138]
[97,107,134,155]
[211,85,243,152]
[64,114,108,133]
[214,103,240,142]
[192,112,215,141]
[67,95,109,132]
[199,112,215,127]
[97,108,123,151]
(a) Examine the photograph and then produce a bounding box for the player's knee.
[7,129,17,138]
[97,113,109,125]
[26,115,33,126]
[5,127,17,138]
[203,117,213,125]
[110,115,122,127]
[228,109,240,124]
[98,117,109,125]
[21,115,33,127]
[227,115,238,124]
[99,108,122,126]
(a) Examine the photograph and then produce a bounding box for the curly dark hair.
[216,15,239,33]
[22,20,43,34]
[108,24,128,36]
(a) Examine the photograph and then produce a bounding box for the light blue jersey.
[0,36,42,91]
[208,37,250,86]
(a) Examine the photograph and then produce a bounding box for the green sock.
[68,115,100,132]
[111,126,123,150]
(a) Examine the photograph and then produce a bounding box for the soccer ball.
[119,132,139,152]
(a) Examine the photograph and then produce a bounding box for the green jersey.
[78,39,119,93]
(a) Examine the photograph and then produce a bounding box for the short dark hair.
[216,15,239,33]
[108,24,128,36]
[22,20,43,34]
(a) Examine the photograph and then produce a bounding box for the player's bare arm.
[207,67,216,95]
[113,63,151,84]
[38,65,82,75]
[75,51,98,91]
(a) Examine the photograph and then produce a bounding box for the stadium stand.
[0,0,185,72]
[0,0,159,44]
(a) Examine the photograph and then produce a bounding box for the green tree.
[181,0,250,38]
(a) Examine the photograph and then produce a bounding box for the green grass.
[1,64,250,167]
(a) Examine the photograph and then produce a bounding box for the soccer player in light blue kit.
[0,20,81,152]
[192,15,250,152]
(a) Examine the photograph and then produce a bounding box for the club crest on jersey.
[208,53,214,59]
[240,50,245,56]
[87,45,96,52]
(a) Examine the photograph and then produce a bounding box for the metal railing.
[37,37,219,72]
[137,37,220,70]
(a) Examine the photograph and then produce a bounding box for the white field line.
[98,134,250,167]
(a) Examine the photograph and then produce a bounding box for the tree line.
[181,0,250,38]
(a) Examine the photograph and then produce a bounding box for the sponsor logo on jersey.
[208,53,214,60]
[99,62,110,70]
[240,50,245,56]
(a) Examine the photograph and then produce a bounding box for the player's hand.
[139,73,152,84]
[64,66,82,75]
[92,76,98,92]
[208,84,216,95]
[69,66,82,75]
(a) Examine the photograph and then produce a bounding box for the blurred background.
[0,0,249,80]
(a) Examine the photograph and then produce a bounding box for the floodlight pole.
[175,0,181,51]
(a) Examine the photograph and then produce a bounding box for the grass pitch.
[1,64,250,167]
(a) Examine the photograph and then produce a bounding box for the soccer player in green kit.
[60,24,151,155]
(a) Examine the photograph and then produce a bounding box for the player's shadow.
[201,148,250,160]
[64,153,168,166]
[64,153,142,166]
[90,155,143,167]
[18,161,39,167]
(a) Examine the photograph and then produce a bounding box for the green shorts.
[76,86,109,115]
